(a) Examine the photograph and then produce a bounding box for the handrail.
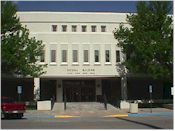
[64,95,67,110]
[104,94,107,110]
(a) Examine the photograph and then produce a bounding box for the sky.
[15,1,139,13]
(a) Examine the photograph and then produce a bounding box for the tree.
[1,1,47,77]
[113,1,173,81]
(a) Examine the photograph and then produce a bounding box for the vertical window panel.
[116,50,120,62]
[62,50,67,62]
[62,25,67,32]
[73,50,78,62]
[51,50,56,62]
[52,25,57,32]
[91,26,96,32]
[105,50,110,62]
[94,50,100,62]
[84,50,89,62]
[40,50,45,62]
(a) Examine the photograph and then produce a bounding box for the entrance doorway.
[63,80,95,102]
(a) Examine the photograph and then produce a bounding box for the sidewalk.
[25,108,173,118]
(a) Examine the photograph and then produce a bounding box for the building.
[2,12,172,106]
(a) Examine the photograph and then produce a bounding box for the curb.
[104,112,173,118]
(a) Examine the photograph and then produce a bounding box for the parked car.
[1,97,26,119]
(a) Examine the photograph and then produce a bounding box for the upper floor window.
[94,50,100,62]
[73,50,78,62]
[50,50,56,62]
[40,50,45,62]
[62,50,67,62]
[91,26,96,32]
[84,50,89,62]
[105,50,111,62]
[101,26,106,32]
[82,26,87,32]
[62,25,67,32]
[116,50,120,62]
[72,25,77,32]
[52,25,57,32]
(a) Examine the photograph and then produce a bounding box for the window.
[40,50,45,62]
[62,25,67,32]
[84,50,89,62]
[82,26,87,32]
[116,50,120,62]
[94,50,100,62]
[62,50,67,62]
[91,26,96,32]
[73,50,78,62]
[101,26,106,32]
[72,25,77,32]
[105,50,110,62]
[50,50,56,62]
[52,25,57,32]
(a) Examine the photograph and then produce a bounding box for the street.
[1,115,173,129]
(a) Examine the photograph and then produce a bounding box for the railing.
[64,95,67,110]
[103,94,107,110]
[51,96,55,110]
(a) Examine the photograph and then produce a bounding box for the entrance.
[63,80,95,102]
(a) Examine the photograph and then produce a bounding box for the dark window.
[62,50,67,62]
[84,50,89,62]
[62,25,67,32]
[105,50,110,62]
[116,50,120,62]
[82,26,87,32]
[94,50,99,62]
[91,26,96,32]
[51,50,56,62]
[40,50,45,62]
[52,25,57,32]
[72,25,77,32]
[73,50,78,62]
[101,26,106,32]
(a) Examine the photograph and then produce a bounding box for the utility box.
[129,103,138,114]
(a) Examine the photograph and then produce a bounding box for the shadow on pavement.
[116,117,163,129]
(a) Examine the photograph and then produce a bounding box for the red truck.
[1,97,26,119]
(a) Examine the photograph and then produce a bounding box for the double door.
[63,80,95,102]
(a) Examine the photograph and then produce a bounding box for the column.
[34,78,40,101]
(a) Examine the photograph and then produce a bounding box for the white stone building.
[2,12,168,105]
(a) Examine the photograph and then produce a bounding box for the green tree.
[1,1,47,77]
[113,1,173,81]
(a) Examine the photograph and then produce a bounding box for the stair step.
[52,102,118,111]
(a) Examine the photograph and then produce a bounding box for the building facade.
[2,12,171,104]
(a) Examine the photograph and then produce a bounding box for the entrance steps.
[52,102,120,116]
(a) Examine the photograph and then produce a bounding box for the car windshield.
[1,97,14,103]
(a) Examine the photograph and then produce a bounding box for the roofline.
[17,11,130,15]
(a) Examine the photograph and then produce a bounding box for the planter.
[129,103,138,114]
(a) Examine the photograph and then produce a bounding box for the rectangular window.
[105,50,110,62]
[116,50,120,62]
[62,25,67,32]
[101,26,106,32]
[84,50,89,62]
[50,50,56,62]
[94,50,100,62]
[73,50,78,62]
[82,25,87,32]
[62,50,67,62]
[40,50,45,62]
[52,25,57,32]
[72,25,77,32]
[91,26,96,32]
